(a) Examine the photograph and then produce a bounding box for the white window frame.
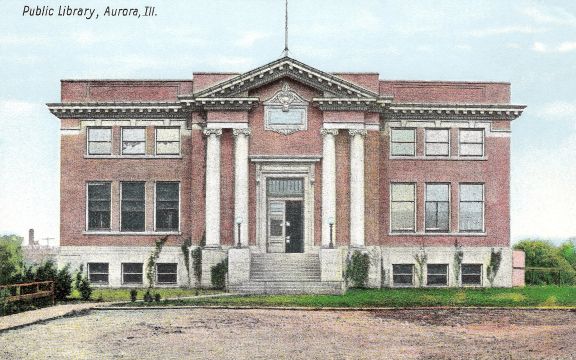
[155,127,181,156]
[426,264,449,286]
[392,264,415,287]
[390,128,416,157]
[87,263,109,285]
[154,181,181,232]
[86,182,112,231]
[458,129,484,157]
[121,263,144,285]
[425,128,450,157]
[120,181,146,232]
[425,183,451,233]
[458,183,485,233]
[156,263,178,285]
[87,127,112,155]
[390,183,417,233]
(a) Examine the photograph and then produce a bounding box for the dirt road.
[1,308,575,359]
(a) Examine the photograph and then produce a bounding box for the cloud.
[470,26,545,37]
[537,101,576,120]
[235,31,269,48]
[522,5,576,27]
[531,41,576,53]
[512,134,576,241]
[0,34,50,45]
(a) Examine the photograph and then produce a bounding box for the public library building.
[49,56,526,293]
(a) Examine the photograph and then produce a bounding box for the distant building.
[49,56,525,292]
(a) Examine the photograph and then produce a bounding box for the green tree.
[0,235,24,285]
[558,239,576,270]
[514,239,576,285]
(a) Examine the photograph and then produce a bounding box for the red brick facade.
[51,57,523,252]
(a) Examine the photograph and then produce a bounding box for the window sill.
[389,156,487,161]
[388,232,486,237]
[83,231,181,236]
[84,155,182,159]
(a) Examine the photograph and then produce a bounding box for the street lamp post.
[235,216,243,248]
[328,216,335,249]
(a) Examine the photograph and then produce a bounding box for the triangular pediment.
[192,56,380,99]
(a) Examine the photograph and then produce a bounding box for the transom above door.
[267,178,304,253]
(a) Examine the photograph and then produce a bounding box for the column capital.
[203,128,223,137]
[232,128,252,137]
[348,129,367,137]
[320,128,339,137]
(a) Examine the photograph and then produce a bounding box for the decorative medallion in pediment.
[263,83,308,135]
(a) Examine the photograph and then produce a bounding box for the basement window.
[427,264,448,286]
[88,263,109,285]
[156,263,178,284]
[392,264,414,286]
[122,263,143,285]
[461,264,482,286]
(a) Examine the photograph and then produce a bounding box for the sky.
[0,0,575,245]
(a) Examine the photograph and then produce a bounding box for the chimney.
[28,228,35,246]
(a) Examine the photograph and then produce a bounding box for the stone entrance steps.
[228,253,345,295]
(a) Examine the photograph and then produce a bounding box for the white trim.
[61,128,81,135]
[250,155,322,163]
[83,231,181,236]
[322,123,365,130]
[206,122,248,129]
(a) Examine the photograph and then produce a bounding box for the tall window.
[427,264,448,286]
[156,182,179,231]
[87,182,111,230]
[459,184,484,232]
[122,128,146,155]
[425,184,450,232]
[88,263,109,285]
[121,182,145,232]
[156,128,180,155]
[87,127,112,155]
[122,263,143,284]
[425,129,449,156]
[459,129,484,156]
[391,183,416,232]
[390,129,415,156]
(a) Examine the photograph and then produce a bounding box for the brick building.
[49,56,525,293]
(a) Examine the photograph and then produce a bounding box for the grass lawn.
[119,286,576,308]
[69,288,222,302]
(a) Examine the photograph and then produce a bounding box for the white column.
[233,128,251,247]
[349,129,367,247]
[204,128,222,248]
[321,128,338,247]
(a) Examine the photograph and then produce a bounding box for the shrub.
[130,289,138,302]
[346,250,370,288]
[144,289,153,302]
[559,239,576,270]
[0,235,24,285]
[211,259,228,290]
[514,240,576,285]
[34,261,73,301]
[78,277,92,301]
[154,293,161,302]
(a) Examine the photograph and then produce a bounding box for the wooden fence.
[0,281,55,305]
